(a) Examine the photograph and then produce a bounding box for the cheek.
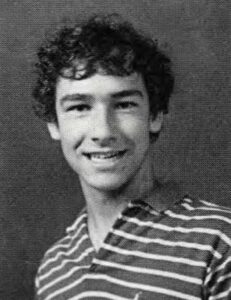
[58,119,86,150]
[120,116,150,140]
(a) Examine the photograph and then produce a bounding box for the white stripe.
[69,291,130,300]
[122,215,231,246]
[40,222,87,272]
[184,198,193,203]
[182,202,231,214]
[182,203,195,210]
[85,274,200,299]
[197,206,231,214]
[42,273,85,300]
[39,231,88,273]
[186,198,231,212]
[69,223,87,240]
[212,256,231,273]
[43,213,86,258]
[217,272,231,284]
[44,273,200,300]
[199,200,220,207]
[209,286,231,300]
[103,243,206,267]
[38,265,89,295]
[113,229,222,259]
[66,213,87,233]
[200,200,229,209]
[210,273,231,294]
[165,210,231,225]
[44,235,72,257]
[35,276,40,289]
[39,246,94,282]
[205,256,231,285]
[93,258,202,285]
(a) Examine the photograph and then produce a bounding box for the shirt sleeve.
[205,247,231,300]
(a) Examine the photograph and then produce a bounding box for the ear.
[47,122,61,140]
[149,112,163,134]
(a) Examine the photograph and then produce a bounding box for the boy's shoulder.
[164,196,231,242]
[177,197,231,224]
[37,208,88,272]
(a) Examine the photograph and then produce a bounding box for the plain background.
[0,0,230,298]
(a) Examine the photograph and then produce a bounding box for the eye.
[115,101,138,110]
[67,104,91,112]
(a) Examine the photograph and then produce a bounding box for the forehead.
[55,73,147,101]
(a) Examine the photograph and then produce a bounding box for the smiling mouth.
[83,150,127,161]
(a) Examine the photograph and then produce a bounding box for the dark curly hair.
[32,14,174,122]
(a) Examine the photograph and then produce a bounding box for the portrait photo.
[0,0,230,299]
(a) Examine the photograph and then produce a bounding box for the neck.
[80,150,157,251]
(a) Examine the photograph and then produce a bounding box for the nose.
[90,106,117,145]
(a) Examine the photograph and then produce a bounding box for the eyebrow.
[60,94,93,104]
[60,89,144,104]
[110,89,144,99]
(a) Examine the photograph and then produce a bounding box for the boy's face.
[48,72,162,192]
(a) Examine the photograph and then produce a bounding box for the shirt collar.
[134,180,182,213]
[67,181,182,234]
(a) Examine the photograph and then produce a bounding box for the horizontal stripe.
[205,256,231,285]
[38,265,89,295]
[102,243,206,267]
[44,272,201,300]
[217,272,231,284]
[209,286,231,300]
[39,234,88,273]
[113,229,222,259]
[39,223,87,274]
[93,258,202,284]
[39,247,94,282]
[41,214,87,261]
[66,213,87,234]
[199,200,229,209]
[69,291,131,300]
[76,274,200,300]
[165,210,231,225]
[182,202,231,215]
[122,215,231,246]
[210,273,231,295]
[44,236,72,257]
[212,256,231,274]
[70,223,87,239]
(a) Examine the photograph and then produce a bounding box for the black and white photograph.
[0,1,230,299]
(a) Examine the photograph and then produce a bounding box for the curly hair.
[32,14,174,122]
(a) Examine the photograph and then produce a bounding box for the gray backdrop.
[0,0,230,299]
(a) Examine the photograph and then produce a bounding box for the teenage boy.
[34,14,231,300]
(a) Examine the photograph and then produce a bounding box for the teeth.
[91,152,119,159]
[84,151,125,161]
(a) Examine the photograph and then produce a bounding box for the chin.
[83,174,130,192]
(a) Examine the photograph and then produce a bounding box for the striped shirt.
[35,197,231,300]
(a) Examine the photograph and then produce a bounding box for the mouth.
[83,150,127,162]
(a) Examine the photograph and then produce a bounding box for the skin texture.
[47,72,163,249]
